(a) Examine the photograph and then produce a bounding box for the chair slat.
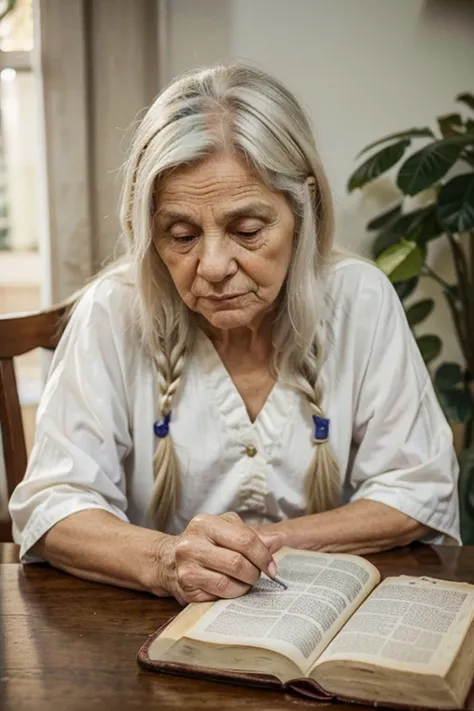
[0,359,28,497]
[0,307,67,358]
[0,305,68,542]
[0,521,13,546]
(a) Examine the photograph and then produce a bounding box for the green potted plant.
[348,93,474,543]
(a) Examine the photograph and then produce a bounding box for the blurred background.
[1,0,473,531]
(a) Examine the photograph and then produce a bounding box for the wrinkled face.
[153,154,295,331]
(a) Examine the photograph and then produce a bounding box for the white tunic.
[9,258,461,560]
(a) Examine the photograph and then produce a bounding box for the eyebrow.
[155,202,278,227]
[224,203,278,221]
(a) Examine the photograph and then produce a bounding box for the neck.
[201,316,274,363]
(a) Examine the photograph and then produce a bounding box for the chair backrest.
[0,305,68,541]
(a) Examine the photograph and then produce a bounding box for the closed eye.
[172,234,196,243]
[235,229,260,239]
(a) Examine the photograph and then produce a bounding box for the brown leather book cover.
[137,619,474,710]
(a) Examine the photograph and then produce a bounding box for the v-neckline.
[196,329,279,428]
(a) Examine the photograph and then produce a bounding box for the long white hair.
[116,62,341,528]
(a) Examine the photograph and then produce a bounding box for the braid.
[302,374,340,514]
[295,340,340,514]
[148,341,187,529]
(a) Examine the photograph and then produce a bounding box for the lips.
[201,293,246,301]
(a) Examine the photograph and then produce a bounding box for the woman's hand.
[153,512,284,605]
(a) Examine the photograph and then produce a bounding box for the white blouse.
[9,258,461,560]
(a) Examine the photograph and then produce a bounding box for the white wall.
[163,0,474,367]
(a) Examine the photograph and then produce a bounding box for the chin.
[203,308,255,330]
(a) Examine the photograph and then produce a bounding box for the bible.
[137,548,474,709]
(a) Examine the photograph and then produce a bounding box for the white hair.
[114,62,342,528]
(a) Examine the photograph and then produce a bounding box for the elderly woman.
[9,63,459,605]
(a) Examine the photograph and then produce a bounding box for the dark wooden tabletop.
[1,542,472,711]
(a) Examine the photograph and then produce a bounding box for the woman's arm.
[256,499,431,555]
[280,264,459,553]
[9,283,282,603]
[34,509,283,604]
[31,510,170,593]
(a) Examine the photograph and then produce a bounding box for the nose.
[196,233,237,283]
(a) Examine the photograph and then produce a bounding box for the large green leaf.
[394,277,419,302]
[413,205,444,245]
[396,138,469,196]
[463,119,474,165]
[391,206,431,236]
[396,205,442,243]
[435,362,464,389]
[437,387,473,423]
[372,205,442,258]
[348,140,410,192]
[356,128,434,157]
[438,113,464,138]
[416,334,442,364]
[372,227,404,259]
[464,150,474,168]
[405,299,434,327]
[367,203,401,231]
[437,173,474,233]
[457,93,474,112]
[376,240,425,283]
[435,361,473,427]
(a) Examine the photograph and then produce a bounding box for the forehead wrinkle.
[156,198,278,229]
[157,179,276,215]
[160,177,267,202]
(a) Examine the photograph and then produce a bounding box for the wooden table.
[1,543,472,711]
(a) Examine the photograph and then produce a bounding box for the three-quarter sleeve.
[347,267,460,544]
[9,280,134,561]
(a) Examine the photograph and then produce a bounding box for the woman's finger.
[191,539,261,586]
[258,531,286,555]
[221,513,285,555]
[178,563,250,600]
[189,514,275,577]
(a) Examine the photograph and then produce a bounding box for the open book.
[137,547,474,710]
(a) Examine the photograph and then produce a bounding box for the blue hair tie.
[154,412,172,438]
[313,415,329,443]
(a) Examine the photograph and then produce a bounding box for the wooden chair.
[0,305,68,542]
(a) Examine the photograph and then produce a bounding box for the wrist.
[141,532,177,596]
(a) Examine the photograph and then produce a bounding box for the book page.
[184,549,380,673]
[316,575,474,673]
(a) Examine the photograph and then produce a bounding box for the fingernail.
[268,560,277,578]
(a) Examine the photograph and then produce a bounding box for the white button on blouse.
[9,258,461,561]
